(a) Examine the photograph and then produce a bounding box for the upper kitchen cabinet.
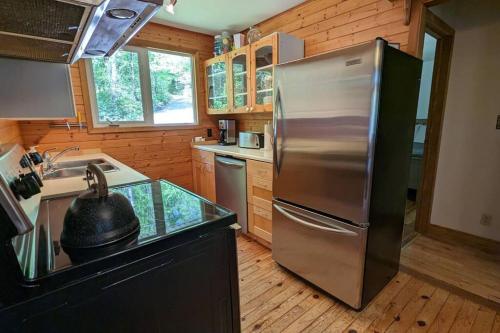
[204,32,303,115]
[250,35,277,113]
[250,33,304,113]
[229,46,251,113]
[205,54,230,114]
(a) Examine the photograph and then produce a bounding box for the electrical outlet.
[480,214,492,226]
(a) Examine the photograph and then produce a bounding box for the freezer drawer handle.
[216,159,244,168]
[273,204,357,236]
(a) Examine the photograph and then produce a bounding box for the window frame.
[85,45,199,129]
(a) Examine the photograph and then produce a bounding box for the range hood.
[0,0,163,64]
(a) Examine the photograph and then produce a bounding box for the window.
[87,46,197,127]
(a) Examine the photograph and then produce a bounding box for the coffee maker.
[218,120,236,145]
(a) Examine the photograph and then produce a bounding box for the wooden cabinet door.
[202,162,216,202]
[192,149,216,202]
[250,34,278,113]
[205,54,230,114]
[228,46,251,113]
[192,159,203,196]
[247,160,273,244]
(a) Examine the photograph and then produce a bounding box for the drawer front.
[192,149,215,165]
[247,160,272,180]
[248,203,272,243]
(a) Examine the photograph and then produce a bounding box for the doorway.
[402,9,455,245]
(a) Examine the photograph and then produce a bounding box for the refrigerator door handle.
[273,87,281,174]
[273,204,358,236]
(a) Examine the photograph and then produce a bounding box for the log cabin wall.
[235,0,411,132]
[0,121,23,145]
[19,23,217,190]
[18,0,412,186]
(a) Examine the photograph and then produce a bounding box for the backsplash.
[214,113,272,133]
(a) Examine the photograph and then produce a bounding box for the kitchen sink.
[43,159,119,180]
[52,158,107,169]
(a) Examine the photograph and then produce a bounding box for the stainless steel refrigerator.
[272,39,422,309]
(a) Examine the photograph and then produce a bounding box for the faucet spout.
[43,146,80,172]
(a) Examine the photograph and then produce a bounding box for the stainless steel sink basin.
[53,158,107,169]
[43,168,87,180]
[42,159,119,180]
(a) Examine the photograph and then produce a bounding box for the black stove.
[12,180,232,282]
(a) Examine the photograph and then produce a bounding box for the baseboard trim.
[426,224,500,256]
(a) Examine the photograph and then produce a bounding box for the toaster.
[238,131,265,149]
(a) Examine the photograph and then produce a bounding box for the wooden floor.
[400,235,500,307]
[237,236,500,333]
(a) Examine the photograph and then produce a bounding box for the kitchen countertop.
[193,144,273,163]
[41,153,148,199]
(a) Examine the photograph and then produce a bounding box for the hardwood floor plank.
[322,307,359,332]
[281,296,334,332]
[408,288,450,332]
[235,237,498,333]
[492,314,500,333]
[260,292,327,332]
[385,282,437,332]
[449,299,480,333]
[346,272,413,332]
[247,288,313,333]
[470,306,496,333]
[241,280,306,330]
[368,277,426,332]
[400,235,500,304]
[426,294,465,333]
[300,302,347,333]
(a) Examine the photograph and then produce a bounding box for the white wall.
[430,0,500,241]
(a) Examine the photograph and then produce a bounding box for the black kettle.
[61,163,140,249]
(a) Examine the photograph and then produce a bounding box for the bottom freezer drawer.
[272,200,368,309]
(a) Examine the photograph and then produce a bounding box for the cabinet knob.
[250,107,254,111]
[245,107,250,112]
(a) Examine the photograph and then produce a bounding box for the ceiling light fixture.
[166,0,177,15]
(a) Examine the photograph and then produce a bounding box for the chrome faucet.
[42,146,80,172]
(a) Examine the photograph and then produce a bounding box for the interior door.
[272,200,367,309]
[273,42,381,225]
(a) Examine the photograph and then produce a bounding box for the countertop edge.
[193,145,273,163]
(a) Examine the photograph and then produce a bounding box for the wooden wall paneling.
[19,23,218,190]
[254,0,410,57]
[0,120,23,145]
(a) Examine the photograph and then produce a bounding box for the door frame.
[413,9,454,234]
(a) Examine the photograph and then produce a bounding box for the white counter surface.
[193,144,273,163]
[41,153,148,199]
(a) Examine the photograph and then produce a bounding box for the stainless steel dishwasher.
[215,156,248,233]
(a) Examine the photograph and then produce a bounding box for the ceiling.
[152,0,306,36]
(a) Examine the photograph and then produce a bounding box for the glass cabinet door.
[230,46,250,113]
[251,35,277,112]
[206,56,228,113]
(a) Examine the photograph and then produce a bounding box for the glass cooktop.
[11,180,233,280]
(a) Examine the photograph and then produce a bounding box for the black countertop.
[10,179,235,286]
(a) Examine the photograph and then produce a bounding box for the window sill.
[86,123,208,134]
